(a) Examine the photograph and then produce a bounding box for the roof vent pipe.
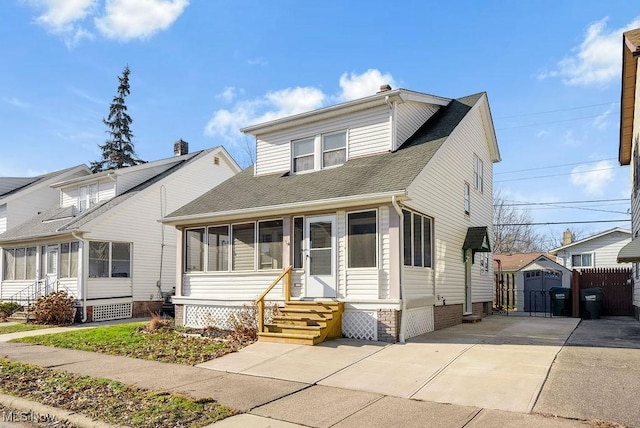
[377,84,392,93]
[174,139,189,156]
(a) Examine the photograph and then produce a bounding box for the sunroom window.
[88,241,131,278]
[348,210,377,268]
[232,223,255,271]
[185,228,205,272]
[259,220,283,270]
[403,209,433,268]
[322,132,346,168]
[207,226,229,271]
[2,247,37,281]
[60,242,79,278]
[293,138,314,173]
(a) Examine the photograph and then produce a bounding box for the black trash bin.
[580,287,603,319]
[549,287,572,316]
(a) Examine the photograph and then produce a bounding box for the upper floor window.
[322,132,346,168]
[464,182,470,215]
[571,253,593,268]
[292,138,315,173]
[79,183,98,211]
[473,155,483,193]
[292,131,347,173]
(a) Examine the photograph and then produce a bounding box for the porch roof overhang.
[617,238,640,263]
[0,230,79,246]
[160,190,408,227]
[462,226,491,263]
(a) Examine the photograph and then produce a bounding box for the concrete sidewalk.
[0,316,606,427]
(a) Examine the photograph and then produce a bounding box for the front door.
[305,215,336,298]
[44,245,59,293]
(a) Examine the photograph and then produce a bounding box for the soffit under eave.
[620,38,638,165]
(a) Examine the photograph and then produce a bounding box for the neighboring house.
[0,143,240,322]
[617,27,640,320]
[162,86,501,343]
[550,228,631,270]
[0,165,91,234]
[494,253,570,313]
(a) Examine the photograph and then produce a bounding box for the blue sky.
[1,0,637,247]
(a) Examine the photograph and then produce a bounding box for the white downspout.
[72,231,88,322]
[391,195,407,343]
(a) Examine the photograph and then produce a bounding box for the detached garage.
[516,255,572,314]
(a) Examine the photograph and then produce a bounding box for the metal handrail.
[9,277,71,307]
[255,265,292,333]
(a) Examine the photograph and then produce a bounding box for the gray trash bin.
[580,287,603,319]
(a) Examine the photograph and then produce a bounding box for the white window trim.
[291,130,348,174]
[570,252,595,268]
[78,183,99,212]
[88,241,132,279]
[346,209,379,270]
[473,155,484,193]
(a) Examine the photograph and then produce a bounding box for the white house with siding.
[0,144,240,322]
[162,86,501,343]
[0,165,91,234]
[550,228,631,270]
[616,27,640,320]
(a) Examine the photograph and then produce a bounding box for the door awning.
[462,226,491,262]
[617,238,640,263]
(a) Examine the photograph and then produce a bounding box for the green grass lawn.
[0,323,51,334]
[12,322,242,365]
[0,358,236,427]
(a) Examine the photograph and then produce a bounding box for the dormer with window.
[242,87,450,176]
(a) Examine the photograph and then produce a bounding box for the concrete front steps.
[258,301,344,345]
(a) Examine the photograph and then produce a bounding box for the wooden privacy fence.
[575,268,633,316]
[494,272,516,311]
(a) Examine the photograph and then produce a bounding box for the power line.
[495,158,618,175]
[497,198,628,206]
[496,111,619,131]
[495,101,618,119]
[495,166,619,183]
[495,219,630,226]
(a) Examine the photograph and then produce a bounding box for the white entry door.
[305,215,336,298]
[44,245,59,294]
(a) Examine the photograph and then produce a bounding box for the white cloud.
[95,0,189,41]
[539,17,640,86]
[561,130,582,147]
[2,97,30,108]
[27,0,96,32]
[338,69,396,101]
[217,86,239,103]
[247,57,268,67]
[592,106,613,130]
[570,160,614,195]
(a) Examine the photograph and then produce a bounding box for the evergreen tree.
[90,66,144,172]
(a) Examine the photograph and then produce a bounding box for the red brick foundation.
[174,304,184,326]
[472,302,491,317]
[377,309,401,343]
[434,304,463,330]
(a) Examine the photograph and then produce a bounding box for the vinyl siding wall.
[254,105,392,176]
[394,102,440,150]
[84,152,237,302]
[116,161,182,195]
[405,101,495,306]
[633,59,640,307]
[555,232,632,269]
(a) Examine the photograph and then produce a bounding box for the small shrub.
[143,312,172,332]
[32,291,75,325]
[0,302,22,320]
[226,302,279,344]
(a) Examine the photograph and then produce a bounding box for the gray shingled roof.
[0,150,213,243]
[166,94,482,219]
[0,165,85,199]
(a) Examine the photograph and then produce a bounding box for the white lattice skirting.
[342,310,377,341]
[183,305,243,329]
[93,303,133,322]
[404,306,434,339]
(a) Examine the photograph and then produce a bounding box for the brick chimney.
[562,229,574,246]
[174,139,188,156]
[377,84,392,93]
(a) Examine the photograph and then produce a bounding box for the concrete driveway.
[535,317,640,428]
[199,315,579,414]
